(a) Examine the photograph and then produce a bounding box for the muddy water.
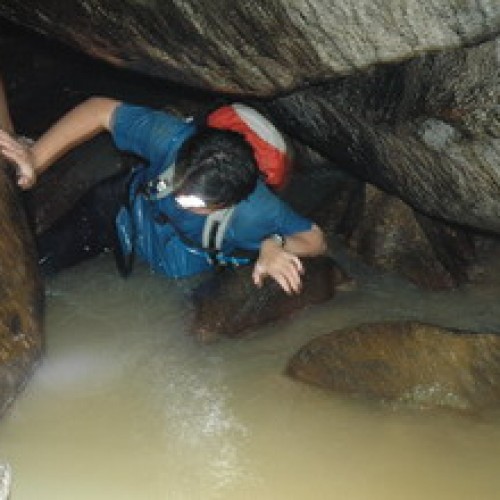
[1,252,500,500]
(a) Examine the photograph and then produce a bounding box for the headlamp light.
[175,194,207,209]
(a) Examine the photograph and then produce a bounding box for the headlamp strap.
[143,162,176,200]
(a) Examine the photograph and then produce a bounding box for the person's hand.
[252,237,304,294]
[0,130,36,189]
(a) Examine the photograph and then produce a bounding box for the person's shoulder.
[246,180,278,201]
[235,180,283,218]
[110,102,196,162]
[113,102,180,124]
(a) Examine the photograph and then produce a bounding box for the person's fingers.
[0,138,27,160]
[254,252,305,294]
[0,130,11,142]
[254,261,293,294]
[0,139,23,152]
[0,132,31,155]
[17,169,35,189]
[270,261,301,294]
[0,134,24,154]
[252,262,265,287]
[289,254,304,274]
[0,148,25,165]
[17,176,30,189]
[274,273,293,295]
[283,265,302,294]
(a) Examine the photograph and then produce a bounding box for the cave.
[0,2,500,498]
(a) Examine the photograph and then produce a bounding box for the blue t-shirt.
[112,103,313,278]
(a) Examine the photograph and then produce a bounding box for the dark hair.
[174,127,259,207]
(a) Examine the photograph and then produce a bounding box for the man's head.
[174,127,259,211]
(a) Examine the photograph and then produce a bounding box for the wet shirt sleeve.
[110,103,191,167]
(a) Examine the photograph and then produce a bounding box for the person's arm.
[252,223,327,295]
[32,97,120,175]
[0,96,120,189]
[0,77,14,134]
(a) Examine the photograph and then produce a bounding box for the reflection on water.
[1,252,500,499]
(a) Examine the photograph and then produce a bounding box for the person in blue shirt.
[0,97,326,294]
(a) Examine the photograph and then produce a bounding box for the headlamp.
[175,194,207,209]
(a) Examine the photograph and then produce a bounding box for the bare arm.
[0,96,120,188]
[31,97,120,174]
[252,224,327,294]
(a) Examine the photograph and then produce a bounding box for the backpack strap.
[202,206,237,252]
[201,205,257,268]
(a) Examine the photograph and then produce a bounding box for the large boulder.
[0,0,497,96]
[287,321,500,410]
[345,184,477,289]
[265,38,500,234]
[190,256,350,343]
[0,161,43,416]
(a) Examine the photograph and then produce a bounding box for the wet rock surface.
[287,321,500,410]
[345,184,476,290]
[190,256,347,343]
[279,144,366,239]
[0,0,497,96]
[0,161,43,416]
[265,38,500,234]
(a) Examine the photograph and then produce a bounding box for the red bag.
[207,103,290,189]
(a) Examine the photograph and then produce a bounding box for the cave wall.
[0,161,43,416]
[0,0,498,95]
[1,1,497,235]
[263,38,500,234]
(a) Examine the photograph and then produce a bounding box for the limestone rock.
[0,161,43,416]
[190,256,347,343]
[266,38,500,234]
[0,0,497,96]
[287,321,500,410]
[346,184,475,289]
[279,143,365,240]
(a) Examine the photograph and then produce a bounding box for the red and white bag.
[207,103,291,189]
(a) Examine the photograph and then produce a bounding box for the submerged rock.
[0,161,43,416]
[190,256,349,343]
[287,321,500,410]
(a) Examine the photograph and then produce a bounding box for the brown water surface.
[1,253,500,500]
